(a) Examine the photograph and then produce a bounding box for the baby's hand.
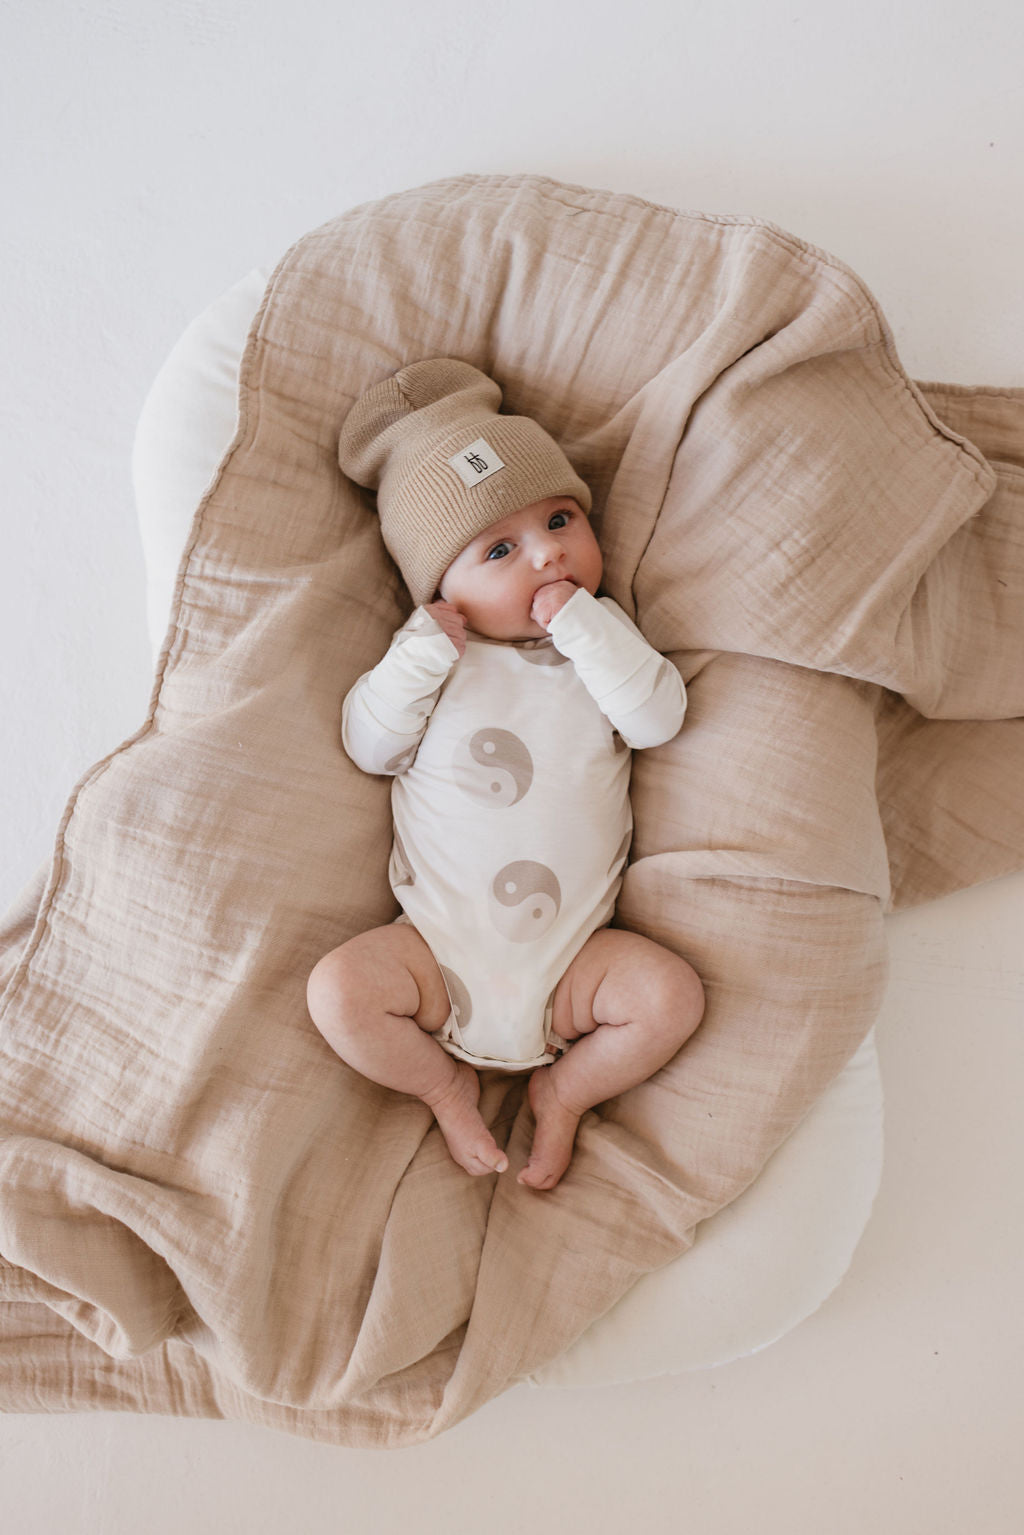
[530,580,578,631]
[423,599,468,658]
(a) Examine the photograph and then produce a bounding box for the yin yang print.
[490,860,562,941]
[383,744,418,774]
[452,727,534,807]
[439,965,472,1031]
[389,826,416,887]
[516,644,570,668]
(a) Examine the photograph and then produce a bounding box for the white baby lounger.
[132,268,886,1382]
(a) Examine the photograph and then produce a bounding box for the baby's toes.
[473,1143,510,1176]
[516,1150,567,1190]
[456,1139,509,1177]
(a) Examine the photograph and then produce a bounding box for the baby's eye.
[548,511,571,529]
[486,541,512,561]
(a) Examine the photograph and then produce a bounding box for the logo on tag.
[447,438,506,488]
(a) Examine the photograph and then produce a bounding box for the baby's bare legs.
[519,928,705,1191]
[306,924,509,1176]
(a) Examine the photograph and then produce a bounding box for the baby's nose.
[531,535,562,566]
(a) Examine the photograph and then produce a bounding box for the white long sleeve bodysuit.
[342,588,687,1070]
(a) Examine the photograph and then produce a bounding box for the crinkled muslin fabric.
[1,174,1022,1446]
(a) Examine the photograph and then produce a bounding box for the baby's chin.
[470,616,548,643]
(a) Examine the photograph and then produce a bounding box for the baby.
[307,359,705,1190]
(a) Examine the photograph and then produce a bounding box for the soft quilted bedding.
[1,173,1021,1446]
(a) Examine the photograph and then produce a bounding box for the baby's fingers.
[445,622,467,658]
[424,601,467,656]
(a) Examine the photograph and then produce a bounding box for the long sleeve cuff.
[341,607,459,771]
[547,588,686,748]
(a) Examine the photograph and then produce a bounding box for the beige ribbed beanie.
[337,358,591,605]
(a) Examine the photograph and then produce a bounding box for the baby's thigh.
[552,927,704,1040]
[307,921,452,1033]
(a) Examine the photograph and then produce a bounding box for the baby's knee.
[648,949,705,1042]
[307,925,444,1041]
[306,942,362,1033]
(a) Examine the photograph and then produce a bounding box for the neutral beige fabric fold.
[1,173,1021,1445]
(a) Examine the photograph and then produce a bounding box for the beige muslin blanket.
[1,174,1022,1446]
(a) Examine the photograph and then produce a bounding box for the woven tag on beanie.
[447,438,507,488]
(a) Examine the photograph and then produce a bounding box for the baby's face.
[438,496,602,641]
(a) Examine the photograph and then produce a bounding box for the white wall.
[1,2,1022,1531]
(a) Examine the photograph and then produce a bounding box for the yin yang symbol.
[516,645,570,668]
[489,860,561,942]
[389,826,415,887]
[383,744,418,774]
[439,966,472,1032]
[452,728,534,808]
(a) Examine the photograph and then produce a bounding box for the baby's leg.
[519,928,705,1191]
[307,924,508,1176]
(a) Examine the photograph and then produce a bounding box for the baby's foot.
[517,1067,582,1191]
[423,1060,509,1176]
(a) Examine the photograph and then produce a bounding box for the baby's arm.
[341,607,461,774]
[544,587,686,748]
